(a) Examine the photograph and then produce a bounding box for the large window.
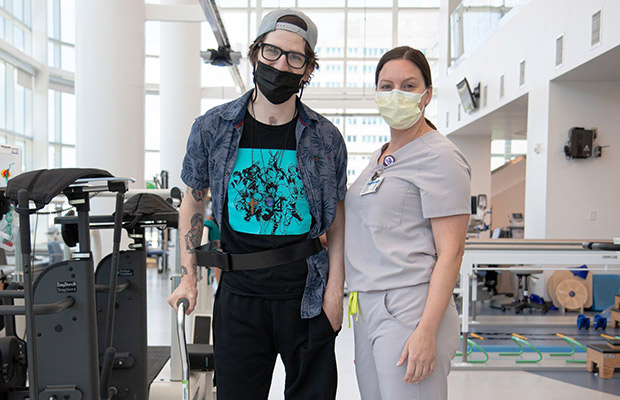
[144,94,161,182]
[0,58,33,170]
[145,21,160,85]
[48,89,75,168]
[143,2,441,181]
[1,0,35,171]
[318,113,390,182]
[1,0,33,54]
[13,67,33,136]
[48,0,75,72]
[491,139,526,170]
[0,62,6,131]
[449,0,526,65]
[0,0,76,171]
[0,1,444,180]
[189,3,440,96]
[46,0,75,168]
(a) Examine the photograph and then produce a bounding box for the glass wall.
[144,94,161,182]
[450,0,527,65]
[1,0,33,54]
[0,1,443,181]
[144,2,443,182]
[0,58,33,171]
[48,89,75,168]
[48,0,75,72]
[47,0,75,168]
[0,0,75,171]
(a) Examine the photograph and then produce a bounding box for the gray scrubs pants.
[353,284,460,400]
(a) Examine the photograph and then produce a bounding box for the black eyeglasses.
[259,43,309,69]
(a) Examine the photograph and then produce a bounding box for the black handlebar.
[95,281,131,293]
[582,241,620,251]
[0,296,75,316]
[177,298,190,310]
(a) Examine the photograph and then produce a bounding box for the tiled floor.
[447,371,619,400]
[146,268,620,399]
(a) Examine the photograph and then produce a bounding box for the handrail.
[0,297,74,316]
[95,280,130,293]
[0,290,25,299]
[583,241,620,251]
[0,281,130,298]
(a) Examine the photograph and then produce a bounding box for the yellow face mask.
[375,89,427,130]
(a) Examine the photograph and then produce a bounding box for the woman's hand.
[397,328,436,384]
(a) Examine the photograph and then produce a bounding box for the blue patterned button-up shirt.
[181,90,347,318]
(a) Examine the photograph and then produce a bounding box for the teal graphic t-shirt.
[227,148,311,235]
[219,112,312,298]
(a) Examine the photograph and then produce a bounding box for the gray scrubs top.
[345,130,471,292]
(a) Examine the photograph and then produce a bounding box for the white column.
[448,134,491,201]
[524,83,550,239]
[158,1,202,382]
[160,0,202,190]
[449,134,492,238]
[75,0,146,187]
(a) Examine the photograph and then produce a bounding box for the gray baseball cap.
[256,9,318,51]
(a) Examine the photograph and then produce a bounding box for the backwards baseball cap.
[256,9,318,51]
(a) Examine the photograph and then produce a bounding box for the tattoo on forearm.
[184,213,204,254]
[179,265,197,276]
[190,188,207,203]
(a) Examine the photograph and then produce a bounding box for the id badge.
[361,176,384,195]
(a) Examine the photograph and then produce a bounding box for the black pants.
[213,286,338,400]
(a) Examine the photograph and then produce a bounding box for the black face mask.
[254,61,304,105]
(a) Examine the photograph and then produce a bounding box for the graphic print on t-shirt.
[228,148,311,235]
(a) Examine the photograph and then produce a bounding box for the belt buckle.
[215,249,233,272]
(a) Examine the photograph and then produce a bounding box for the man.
[167,9,347,400]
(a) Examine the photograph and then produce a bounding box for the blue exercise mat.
[592,274,620,311]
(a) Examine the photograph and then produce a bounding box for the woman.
[345,46,471,400]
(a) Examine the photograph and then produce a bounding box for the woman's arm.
[397,213,469,384]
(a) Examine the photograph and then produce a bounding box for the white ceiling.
[448,94,529,141]
[446,43,620,142]
[554,43,620,82]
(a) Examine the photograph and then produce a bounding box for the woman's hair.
[375,46,437,130]
[248,15,319,86]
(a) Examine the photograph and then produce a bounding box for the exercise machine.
[1,168,130,399]
[55,190,180,399]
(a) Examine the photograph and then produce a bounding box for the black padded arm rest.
[6,168,113,208]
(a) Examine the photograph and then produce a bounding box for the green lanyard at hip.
[347,291,359,328]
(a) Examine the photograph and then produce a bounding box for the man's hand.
[322,286,343,332]
[167,276,198,315]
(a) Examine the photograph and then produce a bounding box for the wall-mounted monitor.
[456,78,480,114]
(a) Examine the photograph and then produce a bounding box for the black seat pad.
[6,168,113,208]
[121,193,178,229]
